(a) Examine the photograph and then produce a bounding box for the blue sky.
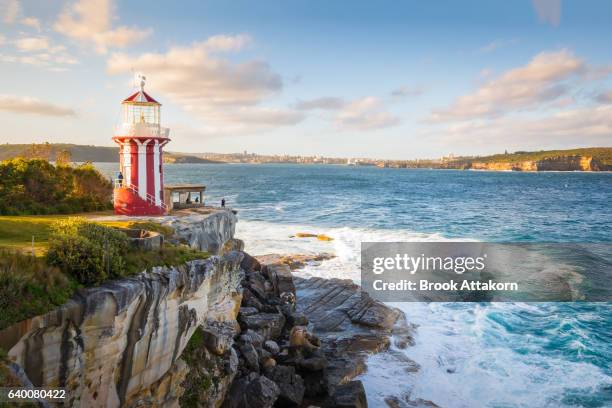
[0,0,611,159]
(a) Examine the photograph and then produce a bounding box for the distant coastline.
[1,143,610,171]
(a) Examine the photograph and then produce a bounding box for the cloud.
[428,49,584,122]
[336,97,400,130]
[596,90,612,104]
[15,37,50,52]
[54,0,151,54]
[204,34,251,52]
[1,0,19,23]
[295,97,346,110]
[391,85,424,97]
[107,38,282,107]
[0,95,76,116]
[20,17,41,31]
[434,105,612,146]
[1,35,78,68]
[532,0,562,27]
[107,36,304,134]
[478,38,518,53]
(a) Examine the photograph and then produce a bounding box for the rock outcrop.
[0,254,244,407]
[214,254,407,408]
[294,277,407,399]
[469,155,607,171]
[164,208,240,255]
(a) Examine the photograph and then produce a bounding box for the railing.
[114,122,170,138]
[114,180,167,211]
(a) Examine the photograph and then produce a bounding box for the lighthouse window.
[124,104,160,125]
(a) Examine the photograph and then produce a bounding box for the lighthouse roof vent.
[122,75,160,105]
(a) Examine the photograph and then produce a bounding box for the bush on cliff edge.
[46,218,129,285]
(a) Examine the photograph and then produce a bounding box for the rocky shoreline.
[177,252,409,408]
[0,211,427,407]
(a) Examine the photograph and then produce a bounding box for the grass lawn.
[0,211,118,254]
[0,214,209,330]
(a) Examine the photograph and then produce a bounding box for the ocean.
[97,163,612,408]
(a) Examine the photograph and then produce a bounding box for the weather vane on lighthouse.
[112,74,171,215]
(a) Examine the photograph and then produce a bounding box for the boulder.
[247,271,269,300]
[261,356,277,370]
[241,253,262,272]
[263,340,280,355]
[239,342,260,372]
[289,326,320,353]
[263,263,296,296]
[264,365,305,407]
[298,356,328,372]
[240,329,264,349]
[223,373,280,408]
[328,381,367,408]
[201,321,236,355]
[242,287,267,311]
[240,313,286,340]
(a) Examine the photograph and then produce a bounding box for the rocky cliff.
[0,213,407,408]
[0,251,243,407]
[164,209,242,255]
[470,155,607,171]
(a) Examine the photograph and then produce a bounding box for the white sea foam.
[236,219,458,281]
[236,220,610,408]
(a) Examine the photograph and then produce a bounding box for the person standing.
[221,198,226,207]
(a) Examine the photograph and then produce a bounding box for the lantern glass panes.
[123,104,160,124]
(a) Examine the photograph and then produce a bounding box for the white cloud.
[1,35,78,68]
[391,85,424,97]
[204,34,251,52]
[0,95,75,116]
[435,105,612,146]
[54,0,151,54]
[336,97,400,130]
[20,17,41,31]
[107,36,304,135]
[295,97,346,110]
[107,38,282,107]
[15,37,50,52]
[1,0,19,23]
[428,49,584,122]
[532,0,562,27]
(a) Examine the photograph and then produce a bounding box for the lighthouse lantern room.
[113,76,170,216]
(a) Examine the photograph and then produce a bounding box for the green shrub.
[0,158,112,215]
[0,249,77,330]
[46,218,128,285]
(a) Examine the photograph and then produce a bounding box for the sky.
[0,0,611,159]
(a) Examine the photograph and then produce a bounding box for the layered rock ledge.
[0,254,244,407]
[163,208,242,255]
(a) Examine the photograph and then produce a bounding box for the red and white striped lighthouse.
[113,76,170,216]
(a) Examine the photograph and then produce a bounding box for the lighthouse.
[113,76,170,216]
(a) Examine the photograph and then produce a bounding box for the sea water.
[96,163,612,408]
